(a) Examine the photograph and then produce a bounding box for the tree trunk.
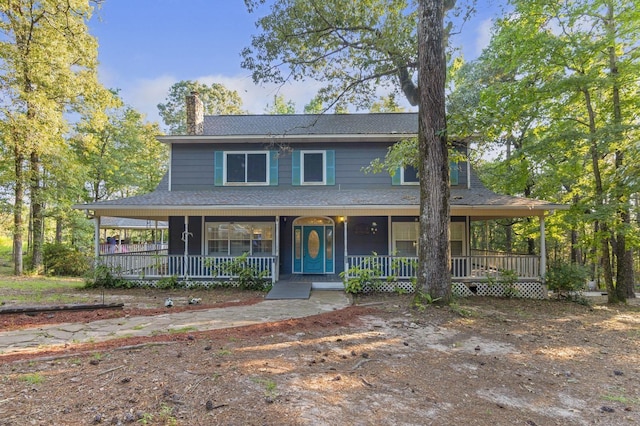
[416,0,451,302]
[55,218,63,244]
[30,151,44,273]
[606,4,633,300]
[13,147,25,276]
[582,86,617,302]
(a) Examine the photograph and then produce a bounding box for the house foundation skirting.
[359,280,547,299]
[454,280,547,299]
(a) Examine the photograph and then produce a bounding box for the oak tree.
[0,0,105,274]
[244,0,457,301]
[157,80,245,134]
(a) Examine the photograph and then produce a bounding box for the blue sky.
[89,0,504,125]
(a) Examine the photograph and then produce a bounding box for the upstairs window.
[292,150,335,186]
[214,151,279,186]
[402,165,419,185]
[392,161,459,186]
[226,153,267,184]
[303,151,325,184]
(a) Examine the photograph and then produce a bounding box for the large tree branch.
[398,65,419,106]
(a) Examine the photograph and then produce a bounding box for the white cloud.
[197,73,329,115]
[475,18,494,57]
[116,72,415,128]
[124,75,178,124]
[116,73,326,126]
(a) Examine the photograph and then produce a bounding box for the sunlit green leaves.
[157,80,245,134]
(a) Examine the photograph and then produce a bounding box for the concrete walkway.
[0,291,352,357]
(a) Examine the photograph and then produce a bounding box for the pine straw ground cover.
[0,288,638,425]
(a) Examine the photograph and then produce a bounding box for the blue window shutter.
[450,161,459,186]
[292,150,301,186]
[214,151,224,186]
[391,167,402,185]
[269,151,279,186]
[325,150,335,185]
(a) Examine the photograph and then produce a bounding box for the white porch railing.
[346,254,540,280]
[99,253,277,283]
[99,243,168,255]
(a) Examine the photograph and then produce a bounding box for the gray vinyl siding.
[170,141,468,190]
[171,144,215,191]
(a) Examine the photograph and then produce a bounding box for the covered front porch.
[94,213,548,288]
[80,185,564,297]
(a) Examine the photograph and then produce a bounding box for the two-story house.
[77,92,565,298]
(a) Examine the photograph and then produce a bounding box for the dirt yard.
[0,288,639,425]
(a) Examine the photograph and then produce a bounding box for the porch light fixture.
[370,222,378,235]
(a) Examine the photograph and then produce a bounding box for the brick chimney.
[186,91,204,135]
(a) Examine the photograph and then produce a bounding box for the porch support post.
[539,215,546,279]
[182,216,190,280]
[344,216,349,275]
[274,216,279,284]
[94,217,100,260]
[154,220,158,249]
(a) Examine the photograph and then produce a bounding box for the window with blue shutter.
[392,162,459,186]
[293,150,335,186]
[292,150,301,186]
[450,161,459,185]
[215,151,274,186]
[214,151,224,186]
[325,150,335,185]
[269,151,278,186]
[391,168,402,186]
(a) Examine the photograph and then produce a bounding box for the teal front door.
[303,226,325,274]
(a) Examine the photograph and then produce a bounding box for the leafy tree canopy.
[265,94,296,114]
[157,80,245,134]
[243,0,422,109]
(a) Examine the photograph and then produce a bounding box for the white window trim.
[450,221,467,256]
[223,151,270,186]
[391,222,419,256]
[401,166,419,185]
[391,221,467,256]
[301,150,326,185]
[205,221,276,256]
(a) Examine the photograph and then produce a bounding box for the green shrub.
[84,264,129,288]
[339,256,383,294]
[411,290,441,310]
[212,253,270,291]
[545,261,588,296]
[157,275,180,289]
[43,243,91,276]
[485,269,520,298]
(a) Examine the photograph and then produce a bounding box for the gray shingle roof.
[201,113,418,136]
[79,186,560,211]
